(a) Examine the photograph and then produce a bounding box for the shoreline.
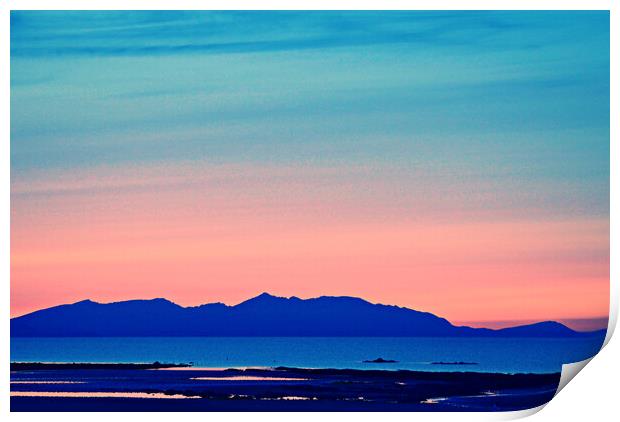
[11,362,192,371]
[9,361,562,375]
[11,362,561,411]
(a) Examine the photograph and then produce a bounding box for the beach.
[10,362,560,411]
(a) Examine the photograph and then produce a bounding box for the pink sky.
[11,162,609,329]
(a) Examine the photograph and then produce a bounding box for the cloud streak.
[10,11,538,58]
[10,11,610,326]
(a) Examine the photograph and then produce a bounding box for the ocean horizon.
[11,336,605,375]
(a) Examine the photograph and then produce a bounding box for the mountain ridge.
[10,293,606,338]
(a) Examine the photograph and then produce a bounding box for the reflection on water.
[190,376,308,381]
[10,391,199,399]
[11,381,85,384]
[11,336,605,374]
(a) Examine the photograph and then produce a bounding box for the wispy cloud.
[10,11,564,58]
[10,11,610,323]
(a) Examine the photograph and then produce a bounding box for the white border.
[1,1,616,420]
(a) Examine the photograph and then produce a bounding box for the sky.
[10,11,609,330]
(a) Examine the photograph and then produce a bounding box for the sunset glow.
[11,11,609,329]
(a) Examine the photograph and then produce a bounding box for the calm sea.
[10,336,605,374]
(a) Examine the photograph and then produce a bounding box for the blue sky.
[10,12,610,324]
[11,11,609,216]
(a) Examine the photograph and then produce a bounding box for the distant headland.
[10,292,607,338]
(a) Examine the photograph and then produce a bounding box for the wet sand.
[10,363,560,412]
[11,362,191,370]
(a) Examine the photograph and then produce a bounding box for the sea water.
[10,336,605,374]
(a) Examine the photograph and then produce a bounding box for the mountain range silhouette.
[10,292,606,337]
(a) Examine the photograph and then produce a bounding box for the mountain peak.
[237,292,285,306]
[142,298,181,307]
[74,299,97,305]
[10,294,604,338]
[150,297,175,304]
[257,292,277,299]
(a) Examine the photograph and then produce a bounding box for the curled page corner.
[500,358,597,419]
[503,328,612,419]
[555,357,594,396]
[603,295,618,348]
[491,403,547,420]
